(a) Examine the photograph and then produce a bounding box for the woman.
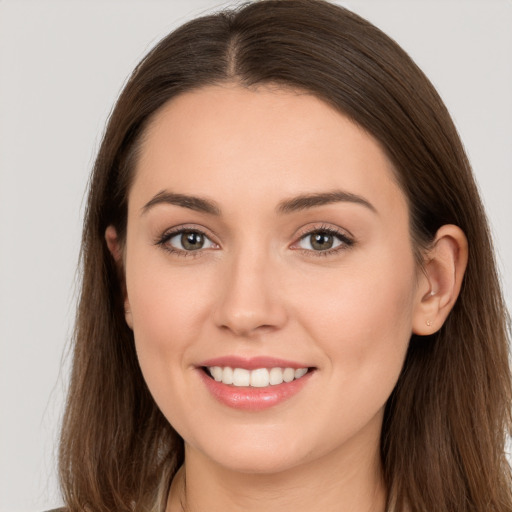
[58,1,512,511]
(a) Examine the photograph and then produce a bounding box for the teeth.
[283,367,295,383]
[294,368,308,379]
[233,368,250,386]
[250,368,269,387]
[211,366,222,382]
[222,366,233,385]
[269,367,284,385]
[207,366,309,387]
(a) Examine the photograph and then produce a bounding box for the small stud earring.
[426,319,432,327]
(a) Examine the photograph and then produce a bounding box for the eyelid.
[154,224,220,255]
[290,223,355,255]
[154,222,354,257]
[293,222,354,240]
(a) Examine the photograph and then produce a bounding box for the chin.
[212,448,305,475]
[189,427,311,475]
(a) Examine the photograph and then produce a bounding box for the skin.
[106,84,467,512]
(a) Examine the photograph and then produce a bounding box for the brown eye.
[181,231,205,250]
[165,229,216,252]
[310,232,335,250]
[296,229,350,252]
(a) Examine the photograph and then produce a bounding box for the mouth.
[197,356,316,410]
[203,365,313,388]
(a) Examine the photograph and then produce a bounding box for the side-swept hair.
[59,1,511,511]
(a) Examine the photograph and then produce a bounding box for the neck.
[167,434,386,512]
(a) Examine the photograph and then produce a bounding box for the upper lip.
[198,356,312,370]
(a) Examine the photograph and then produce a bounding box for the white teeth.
[294,368,308,379]
[211,366,222,382]
[283,367,295,383]
[269,367,284,385]
[207,366,309,387]
[221,366,233,385]
[233,368,251,386]
[250,368,269,387]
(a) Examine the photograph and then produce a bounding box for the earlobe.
[105,225,133,330]
[412,224,468,335]
[124,304,133,330]
[105,225,124,264]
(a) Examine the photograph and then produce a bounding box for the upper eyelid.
[155,227,218,257]
[293,223,354,241]
[155,223,354,249]
[289,224,355,253]
[157,224,219,243]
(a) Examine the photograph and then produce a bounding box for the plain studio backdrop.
[0,1,511,510]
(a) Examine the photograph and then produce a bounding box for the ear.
[105,225,133,329]
[412,224,468,335]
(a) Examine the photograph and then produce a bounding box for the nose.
[212,247,288,338]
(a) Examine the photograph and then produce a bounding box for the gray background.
[1,1,511,510]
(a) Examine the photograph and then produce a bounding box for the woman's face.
[120,84,427,474]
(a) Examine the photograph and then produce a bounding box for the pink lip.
[199,356,309,370]
[196,356,315,411]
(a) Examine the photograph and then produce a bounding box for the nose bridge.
[213,239,287,336]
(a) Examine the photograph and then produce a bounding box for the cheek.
[124,257,221,441]
[126,250,211,339]
[124,249,215,397]
[292,246,417,390]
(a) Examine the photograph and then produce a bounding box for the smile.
[206,366,309,387]
[198,356,316,410]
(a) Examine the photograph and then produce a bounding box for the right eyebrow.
[141,190,221,216]
[276,190,377,215]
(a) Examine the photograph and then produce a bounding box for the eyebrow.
[141,189,376,216]
[141,190,221,216]
[276,190,377,214]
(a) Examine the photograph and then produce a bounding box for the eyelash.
[293,225,355,257]
[155,224,354,258]
[155,226,218,258]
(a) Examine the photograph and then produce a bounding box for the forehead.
[130,84,406,219]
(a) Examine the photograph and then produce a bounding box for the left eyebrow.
[276,190,377,214]
[141,190,221,216]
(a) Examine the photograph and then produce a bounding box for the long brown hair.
[59,1,512,510]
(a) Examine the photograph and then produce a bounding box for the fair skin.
[106,84,467,512]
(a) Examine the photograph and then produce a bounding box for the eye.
[159,229,217,253]
[295,227,353,253]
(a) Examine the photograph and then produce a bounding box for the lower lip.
[198,369,314,411]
